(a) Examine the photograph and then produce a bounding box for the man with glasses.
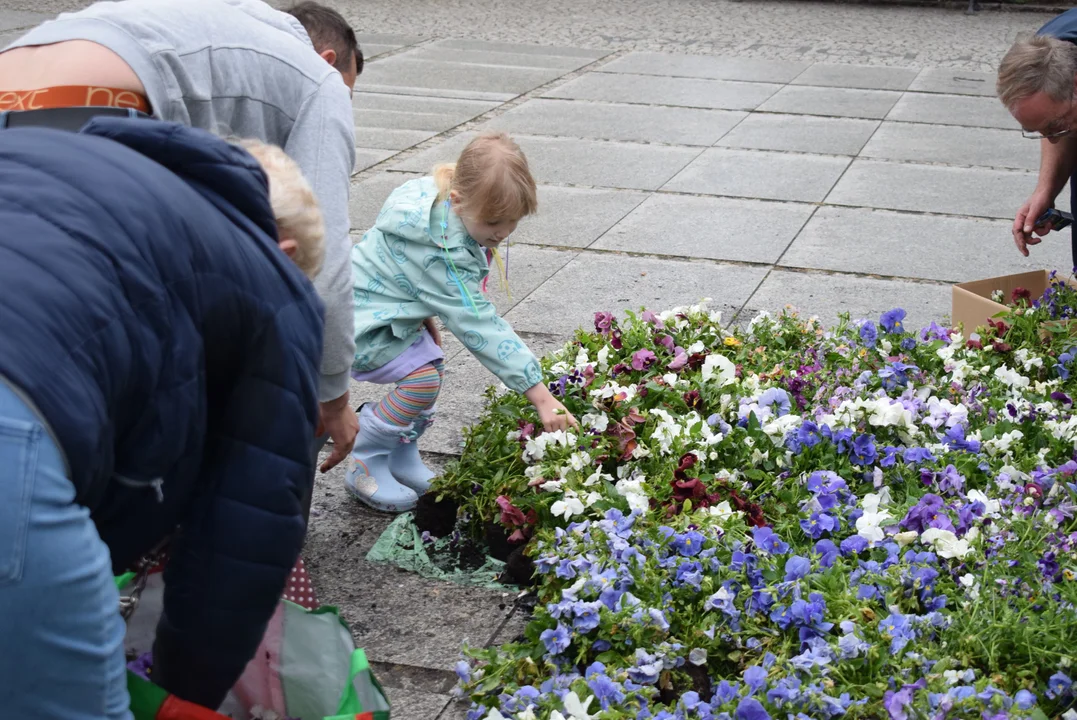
[999,10,1077,262]
[0,0,363,485]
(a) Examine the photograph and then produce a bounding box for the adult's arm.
[152,294,323,708]
[1014,136,1077,256]
[285,77,359,468]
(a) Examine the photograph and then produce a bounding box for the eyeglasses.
[1022,98,1076,140]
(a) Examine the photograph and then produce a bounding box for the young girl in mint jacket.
[346,132,577,512]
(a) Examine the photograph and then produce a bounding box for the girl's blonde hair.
[236,139,325,280]
[432,132,539,221]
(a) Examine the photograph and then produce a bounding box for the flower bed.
[430,273,1077,720]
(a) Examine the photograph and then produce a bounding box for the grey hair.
[998,33,1077,110]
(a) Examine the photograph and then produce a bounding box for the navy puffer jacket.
[0,118,323,706]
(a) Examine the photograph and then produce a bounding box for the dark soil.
[685,664,712,699]
[502,545,537,586]
[445,534,487,574]
[413,493,458,537]
[484,520,525,562]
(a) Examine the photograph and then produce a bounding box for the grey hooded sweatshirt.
[6,0,357,402]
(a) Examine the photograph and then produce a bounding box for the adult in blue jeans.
[0,117,325,718]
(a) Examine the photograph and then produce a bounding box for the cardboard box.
[952,269,1077,335]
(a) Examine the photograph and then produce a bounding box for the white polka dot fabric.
[281,558,319,609]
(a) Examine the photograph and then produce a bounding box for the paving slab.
[790,63,918,91]
[355,127,439,151]
[597,52,808,83]
[439,700,472,720]
[385,688,452,720]
[355,92,500,118]
[779,206,1072,282]
[742,269,951,330]
[757,86,902,120]
[543,73,782,111]
[484,98,746,146]
[355,108,466,132]
[355,148,398,174]
[0,10,48,32]
[0,31,23,49]
[359,57,563,99]
[885,93,1019,130]
[859,122,1035,171]
[907,68,998,97]
[715,113,878,156]
[503,253,769,336]
[512,185,649,248]
[358,32,425,48]
[488,606,532,647]
[404,46,594,71]
[361,44,401,58]
[431,38,605,60]
[350,171,423,232]
[594,194,814,264]
[826,159,1049,219]
[662,148,851,203]
[394,132,703,191]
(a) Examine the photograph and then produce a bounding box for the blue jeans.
[0,382,131,719]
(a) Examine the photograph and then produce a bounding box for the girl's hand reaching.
[524,383,579,433]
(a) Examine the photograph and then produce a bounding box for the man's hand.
[1013,190,1056,257]
[423,316,442,346]
[318,392,358,472]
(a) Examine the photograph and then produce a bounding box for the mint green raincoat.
[350,177,543,393]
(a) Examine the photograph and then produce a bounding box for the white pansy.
[894,531,919,547]
[584,470,613,487]
[581,412,610,433]
[763,414,802,443]
[551,492,585,520]
[596,345,610,370]
[484,709,507,720]
[561,692,596,720]
[550,361,571,376]
[966,489,1001,518]
[993,364,1031,389]
[582,491,603,508]
[921,528,972,559]
[708,501,741,523]
[701,354,737,386]
[688,340,706,354]
[539,480,564,492]
[650,409,685,454]
[567,451,591,472]
[984,429,1023,457]
[574,347,590,368]
[616,476,649,513]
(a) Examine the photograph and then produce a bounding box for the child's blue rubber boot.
[387,406,437,494]
[344,404,419,513]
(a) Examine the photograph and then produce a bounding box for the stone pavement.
[0,1,1073,718]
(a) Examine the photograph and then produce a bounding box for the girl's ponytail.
[433,163,456,201]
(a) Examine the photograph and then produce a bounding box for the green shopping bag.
[231,600,390,720]
[119,570,390,720]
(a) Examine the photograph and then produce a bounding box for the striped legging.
[373,361,444,426]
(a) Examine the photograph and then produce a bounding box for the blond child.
[236,139,325,280]
[345,132,577,512]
